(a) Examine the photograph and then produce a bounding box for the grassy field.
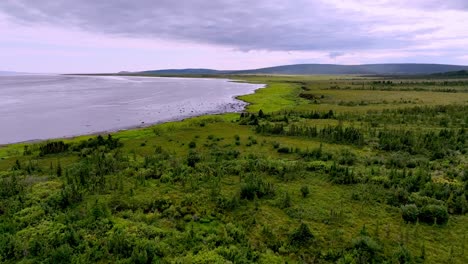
[0,75,467,263]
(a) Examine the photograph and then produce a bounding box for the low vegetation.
[0,75,467,263]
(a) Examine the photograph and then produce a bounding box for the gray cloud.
[407,0,468,10]
[329,52,346,59]
[0,0,462,52]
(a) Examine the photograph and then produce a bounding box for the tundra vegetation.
[0,75,467,263]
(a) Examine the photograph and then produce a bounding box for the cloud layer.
[1,0,466,51]
[0,0,467,72]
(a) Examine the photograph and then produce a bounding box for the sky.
[1,0,467,73]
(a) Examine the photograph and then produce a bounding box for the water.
[0,75,263,144]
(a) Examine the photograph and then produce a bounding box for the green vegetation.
[432,70,468,77]
[1,75,467,263]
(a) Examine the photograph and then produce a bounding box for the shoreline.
[0,78,265,147]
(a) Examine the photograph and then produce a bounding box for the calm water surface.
[0,75,263,144]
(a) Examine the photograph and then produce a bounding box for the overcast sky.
[1,0,467,73]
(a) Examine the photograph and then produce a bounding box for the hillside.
[136,63,468,76]
[139,68,227,75]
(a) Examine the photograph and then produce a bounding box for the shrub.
[300,185,310,198]
[351,235,382,263]
[272,141,280,149]
[393,245,413,264]
[216,195,239,212]
[131,244,149,264]
[50,244,73,263]
[329,163,357,184]
[12,160,21,171]
[188,141,197,149]
[277,147,291,154]
[419,204,449,225]
[337,149,357,166]
[258,109,265,118]
[279,192,292,208]
[398,197,449,225]
[108,228,133,258]
[72,134,121,152]
[289,223,314,247]
[401,204,419,223]
[187,150,201,167]
[39,141,69,156]
[240,175,275,200]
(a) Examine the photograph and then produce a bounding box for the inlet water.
[0,75,263,144]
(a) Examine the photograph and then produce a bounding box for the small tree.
[12,159,21,170]
[56,160,62,177]
[300,185,310,198]
[258,109,265,118]
[188,141,196,149]
[401,204,419,223]
[279,192,292,208]
[290,223,314,247]
[187,150,201,167]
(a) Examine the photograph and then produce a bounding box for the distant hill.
[135,63,468,76]
[140,68,228,75]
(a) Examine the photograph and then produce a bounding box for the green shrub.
[187,150,201,167]
[393,245,413,264]
[300,185,310,198]
[188,141,197,148]
[216,195,239,212]
[272,141,280,149]
[240,175,275,200]
[279,192,292,209]
[277,147,291,154]
[351,235,381,262]
[131,244,149,264]
[419,204,449,225]
[50,244,73,263]
[337,149,357,166]
[329,163,357,184]
[401,204,419,223]
[289,223,314,247]
[39,141,69,156]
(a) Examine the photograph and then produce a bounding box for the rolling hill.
[137,63,468,75]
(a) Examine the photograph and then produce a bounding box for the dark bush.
[277,147,291,154]
[187,150,201,167]
[329,163,357,184]
[39,141,69,156]
[419,204,449,225]
[188,141,196,148]
[351,235,382,263]
[401,204,419,223]
[240,175,275,200]
[300,185,310,198]
[289,223,314,247]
